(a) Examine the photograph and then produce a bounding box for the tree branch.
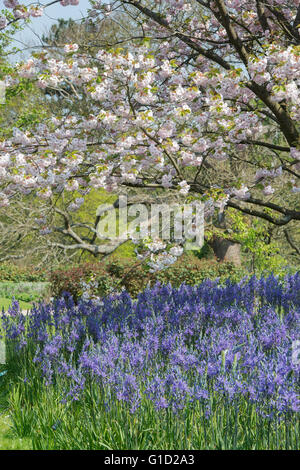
[283,229,300,256]
[123,0,231,70]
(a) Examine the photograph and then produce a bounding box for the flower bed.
[1,274,299,449]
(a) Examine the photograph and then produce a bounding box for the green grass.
[0,298,32,312]
[1,334,298,450]
[0,290,35,450]
[0,366,32,450]
[5,372,299,450]
[0,413,32,450]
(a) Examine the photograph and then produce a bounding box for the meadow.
[0,274,299,450]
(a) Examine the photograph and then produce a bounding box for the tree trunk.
[208,235,241,266]
[206,212,242,266]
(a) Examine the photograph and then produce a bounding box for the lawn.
[0,298,32,312]
[0,281,50,312]
[0,366,32,450]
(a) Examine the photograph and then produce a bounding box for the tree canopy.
[0,1,299,269]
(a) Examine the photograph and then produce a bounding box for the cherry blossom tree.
[0,0,299,268]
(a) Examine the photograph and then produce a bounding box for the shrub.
[120,256,246,297]
[50,256,247,300]
[50,263,104,301]
[0,263,47,283]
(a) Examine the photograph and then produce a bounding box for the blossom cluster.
[1,42,297,205]
[0,0,79,29]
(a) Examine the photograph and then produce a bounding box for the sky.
[0,0,92,61]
